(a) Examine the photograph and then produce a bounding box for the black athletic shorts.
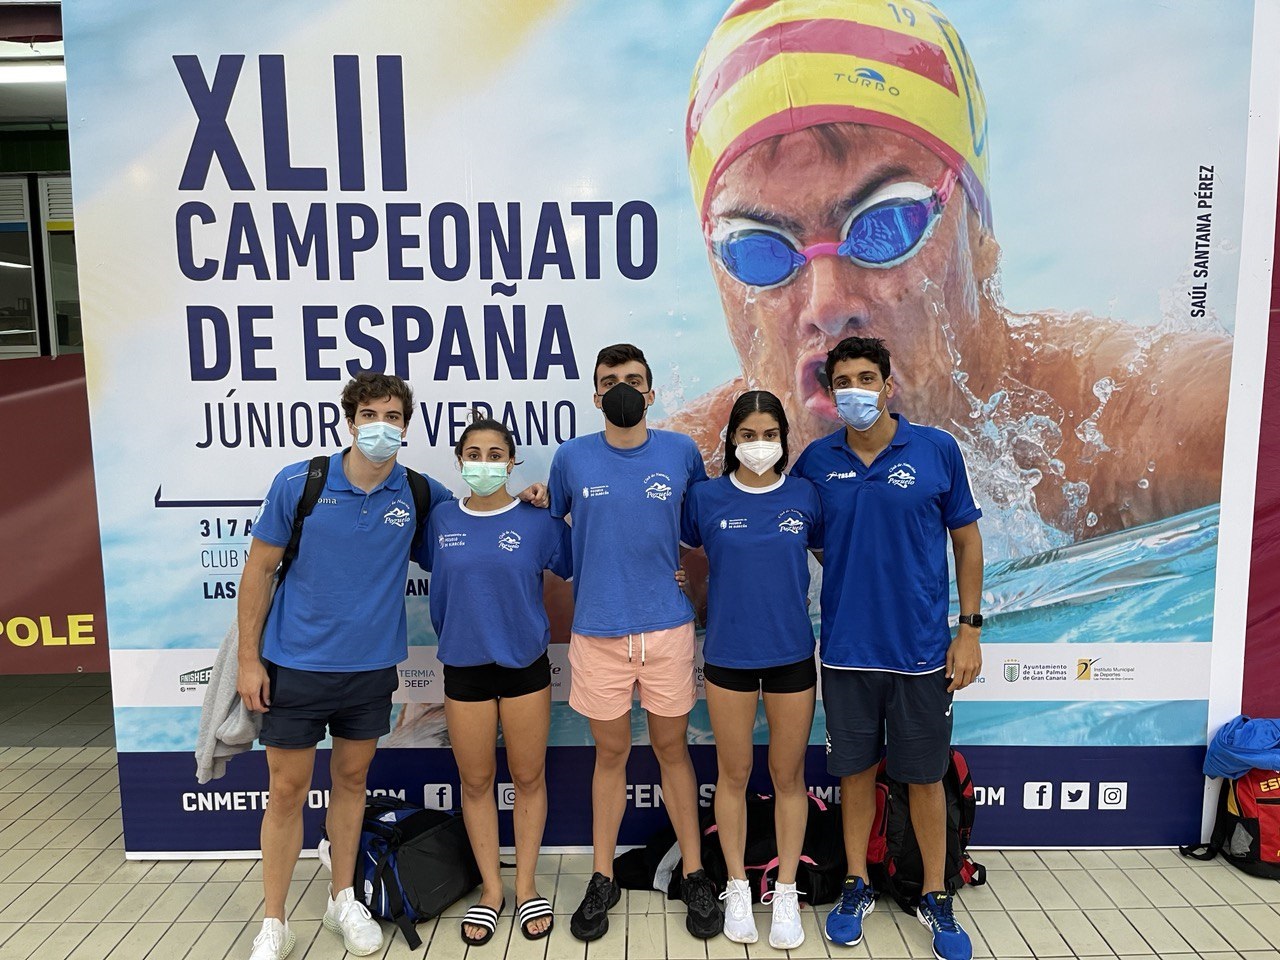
[820,666,953,783]
[703,656,817,694]
[259,661,398,749]
[443,652,551,702]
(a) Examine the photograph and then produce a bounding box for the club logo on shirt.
[498,530,522,552]
[644,473,674,501]
[437,532,467,549]
[383,500,412,526]
[776,510,806,535]
[825,470,857,481]
[887,463,917,489]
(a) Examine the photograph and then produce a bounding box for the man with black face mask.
[548,343,721,942]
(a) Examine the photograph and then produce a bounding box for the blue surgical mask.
[834,385,886,432]
[355,421,404,463]
[461,462,509,496]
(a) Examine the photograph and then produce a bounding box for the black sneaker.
[570,871,621,942]
[681,869,724,939]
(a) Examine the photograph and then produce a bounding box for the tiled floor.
[0,674,114,749]
[1,679,1278,959]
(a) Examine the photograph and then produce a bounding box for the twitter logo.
[1060,782,1090,810]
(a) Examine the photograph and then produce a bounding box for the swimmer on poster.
[663,0,1231,543]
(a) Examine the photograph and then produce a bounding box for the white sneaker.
[249,918,295,960]
[323,886,384,956]
[765,882,805,950]
[719,877,758,943]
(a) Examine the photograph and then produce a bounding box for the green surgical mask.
[461,462,509,496]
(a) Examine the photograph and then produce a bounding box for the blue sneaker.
[917,892,972,960]
[824,876,875,946]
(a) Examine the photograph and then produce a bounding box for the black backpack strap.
[1180,777,1230,861]
[277,456,329,583]
[371,852,422,949]
[405,468,431,558]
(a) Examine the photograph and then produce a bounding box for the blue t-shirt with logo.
[423,499,572,668]
[252,451,454,672]
[681,473,822,669]
[792,417,982,673]
[549,429,708,636]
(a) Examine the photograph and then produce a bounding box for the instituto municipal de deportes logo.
[1003,660,1021,682]
[1077,658,1099,680]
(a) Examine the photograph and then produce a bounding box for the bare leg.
[909,780,947,893]
[647,711,703,875]
[499,687,553,935]
[763,687,816,885]
[589,713,632,876]
[261,745,317,921]
[325,737,379,896]
[445,696,503,940]
[704,682,758,879]
[840,765,879,882]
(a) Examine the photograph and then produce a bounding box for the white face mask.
[355,420,404,463]
[736,440,783,476]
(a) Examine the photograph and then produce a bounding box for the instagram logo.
[498,782,517,810]
[1098,782,1128,810]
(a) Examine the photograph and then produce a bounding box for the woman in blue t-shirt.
[680,390,822,950]
[424,416,572,946]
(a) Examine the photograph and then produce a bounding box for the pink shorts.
[568,621,697,721]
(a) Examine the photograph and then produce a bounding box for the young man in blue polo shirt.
[236,373,454,960]
[792,338,984,960]
[548,343,722,941]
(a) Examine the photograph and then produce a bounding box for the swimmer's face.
[705,123,988,450]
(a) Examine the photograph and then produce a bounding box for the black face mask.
[599,383,648,428]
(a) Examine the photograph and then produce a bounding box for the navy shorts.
[703,657,816,694]
[443,653,552,702]
[821,667,953,783]
[259,661,398,749]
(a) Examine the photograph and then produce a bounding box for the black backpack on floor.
[867,748,987,914]
[326,797,481,949]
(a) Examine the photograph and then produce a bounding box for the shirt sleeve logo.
[643,473,674,501]
[498,530,522,552]
[887,463,917,488]
[383,500,412,526]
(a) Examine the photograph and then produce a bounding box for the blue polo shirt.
[681,473,822,669]
[424,499,572,668]
[252,451,454,671]
[792,417,981,673]
[549,429,707,636]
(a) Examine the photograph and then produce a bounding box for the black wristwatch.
[958,614,984,628]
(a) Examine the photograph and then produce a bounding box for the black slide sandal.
[460,898,505,946]
[517,897,555,940]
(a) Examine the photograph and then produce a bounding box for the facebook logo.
[1022,782,1053,810]
[423,784,454,810]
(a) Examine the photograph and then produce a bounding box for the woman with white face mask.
[423,414,572,946]
[679,391,823,950]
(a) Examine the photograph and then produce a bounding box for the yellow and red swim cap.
[687,0,991,230]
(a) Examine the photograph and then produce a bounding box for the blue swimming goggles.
[708,168,958,289]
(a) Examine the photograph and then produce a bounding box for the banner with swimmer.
[62,0,1278,855]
